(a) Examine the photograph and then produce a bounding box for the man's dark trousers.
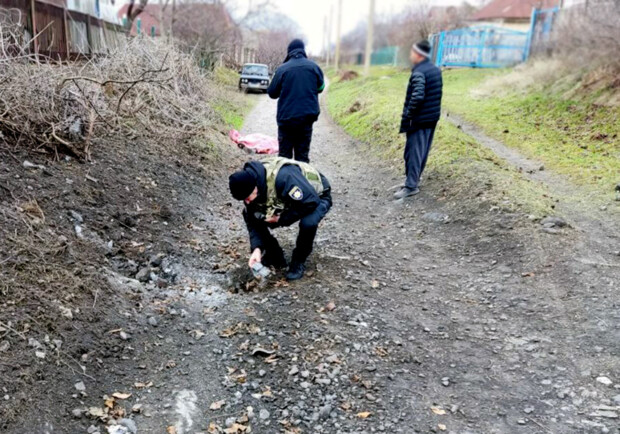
[278,120,314,163]
[404,126,436,190]
[243,191,332,264]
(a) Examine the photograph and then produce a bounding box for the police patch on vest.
[289,186,303,200]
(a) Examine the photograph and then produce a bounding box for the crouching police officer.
[228,157,332,281]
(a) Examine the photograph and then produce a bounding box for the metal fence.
[0,0,126,60]
[526,7,560,56]
[429,7,561,68]
[370,46,400,66]
[430,25,530,68]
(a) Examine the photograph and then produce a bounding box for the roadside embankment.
[326,67,556,216]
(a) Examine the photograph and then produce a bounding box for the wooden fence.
[0,0,126,60]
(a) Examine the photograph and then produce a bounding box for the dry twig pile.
[0,21,217,160]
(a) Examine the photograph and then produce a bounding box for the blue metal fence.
[429,7,560,69]
[525,7,560,56]
[430,25,529,68]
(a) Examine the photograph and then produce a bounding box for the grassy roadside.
[441,67,620,192]
[326,68,555,215]
[212,66,256,130]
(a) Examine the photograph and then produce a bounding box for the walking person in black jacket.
[268,39,325,163]
[394,40,443,200]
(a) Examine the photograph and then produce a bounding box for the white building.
[67,0,121,24]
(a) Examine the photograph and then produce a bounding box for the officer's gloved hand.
[265,214,280,228]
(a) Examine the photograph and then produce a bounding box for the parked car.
[238,63,270,92]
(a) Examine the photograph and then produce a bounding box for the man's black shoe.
[262,252,288,270]
[286,262,306,281]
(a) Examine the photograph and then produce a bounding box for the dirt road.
[13,93,619,434]
[154,94,619,433]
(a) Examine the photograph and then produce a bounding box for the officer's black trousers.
[290,196,331,264]
[245,191,332,266]
[278,121,314,163]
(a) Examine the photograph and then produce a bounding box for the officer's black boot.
[262,248,288,270]
[286,261,306,281]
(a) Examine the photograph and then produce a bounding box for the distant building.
[470,0,560,31]
[117,3,163,36]
[117,2,256,66]
[68,0,120,24]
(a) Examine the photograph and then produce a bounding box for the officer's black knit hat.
[287,39,305,53]
[229,170,257,201]
[412,40,431,58]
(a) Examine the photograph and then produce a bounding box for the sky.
[114,0,469,55]
[268,0,465,55]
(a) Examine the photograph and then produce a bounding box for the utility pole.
[363,0,375,76]
[323,15,328,65]
[169,0,176,42]
[334,0,342,71]
[326,4,333,67]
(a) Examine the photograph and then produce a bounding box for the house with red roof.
[470,0,560,31]
[117,3,164,36]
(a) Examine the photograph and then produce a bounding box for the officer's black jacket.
[243,161,331,251]
[267,49,325,126]
[400,58,443,133]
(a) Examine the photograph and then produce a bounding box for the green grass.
[211,67,251,130]
[441,68,620,190]
[213,66,241,88]
[213,100,248,130]
[211,67,256,130]
[326,67,555,214]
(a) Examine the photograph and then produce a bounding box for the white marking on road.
[174,389,198,434]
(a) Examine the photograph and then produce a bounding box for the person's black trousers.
[290,191,331,264]
[404,126,436,190]
[244,182,332,266]
[278,121,314,163]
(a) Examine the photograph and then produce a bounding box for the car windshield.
[242,65,268,76]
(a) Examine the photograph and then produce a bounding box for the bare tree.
[248,10,301,71]
[125,0,149,30]
[551,0,620,70]
[168,0,271,68]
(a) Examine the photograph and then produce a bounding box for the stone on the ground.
[69,210,83,223]
[540,216,567,228]
[259,409,270,420]
[596,376,613,386]
[74,381,85,391]
[135,267,150,282]
[150,254,164,267]
[319,404,332,420]
[421,212,449,223]
[118,418,138,434]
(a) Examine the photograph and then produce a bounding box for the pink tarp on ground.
[229,130,279,155]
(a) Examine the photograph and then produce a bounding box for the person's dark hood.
[284,48,307,63]
[244,161,267,203]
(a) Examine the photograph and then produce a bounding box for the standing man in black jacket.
[394,40,443,200]
[268,39,325,163]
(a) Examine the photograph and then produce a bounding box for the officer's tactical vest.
[262,157,324,218]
